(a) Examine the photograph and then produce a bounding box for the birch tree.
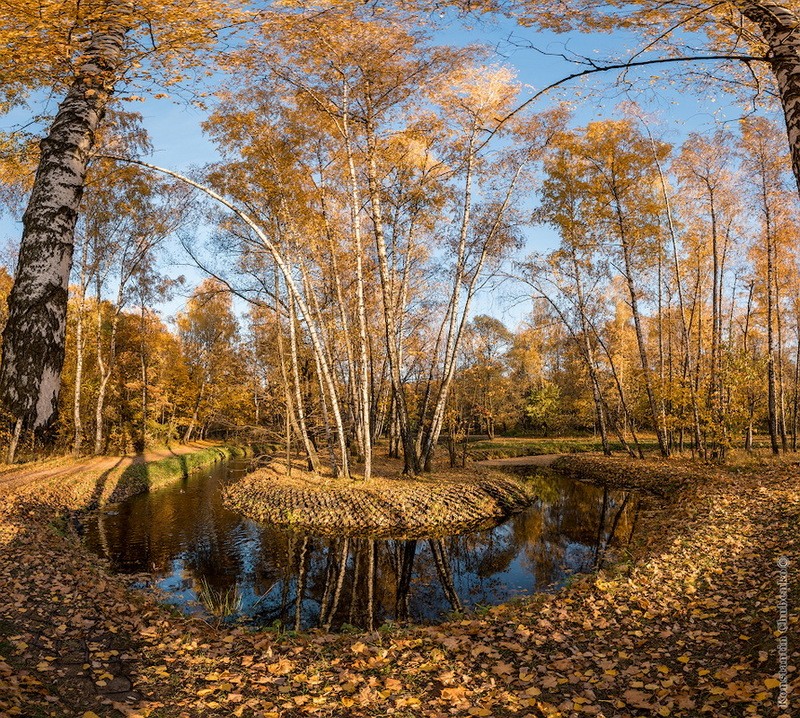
[0,0,243,452]
[195,5,560,475]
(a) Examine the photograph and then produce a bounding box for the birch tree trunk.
[363,111,418,475]
[654,144,705,455]
[738,2,800,195]
[612,193,670,458]
[766,207,781,455]
[0,3,131,436]
[571,258,611,455]
[72,249,89,455]
[419,161,524,470]
[94,283,122,455]
[341,89,372,480]
[121,158,352,477]
[288,295,321,473]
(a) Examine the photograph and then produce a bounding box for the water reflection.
[84,460,637,630]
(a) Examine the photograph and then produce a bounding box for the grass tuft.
[195,577,243,619]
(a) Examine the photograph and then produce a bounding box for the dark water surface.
[83,459,637,630]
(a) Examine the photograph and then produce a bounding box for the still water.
[83,459,637,630]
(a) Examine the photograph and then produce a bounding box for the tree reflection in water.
[84,461,638,630]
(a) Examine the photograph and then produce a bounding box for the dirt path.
[0,441,219,494]
[0,453,797,717]
[475,453,564,467]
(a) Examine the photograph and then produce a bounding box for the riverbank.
[466,436,661,460]
[0,442,247,522]
[0,452,797,717]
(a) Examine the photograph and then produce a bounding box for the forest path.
[0,441,219,493]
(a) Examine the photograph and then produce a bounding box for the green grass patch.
[105,445,248,504]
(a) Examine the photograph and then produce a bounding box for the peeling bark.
[0,3,132,431]
[738,1,800,194]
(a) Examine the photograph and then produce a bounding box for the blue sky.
[0,10,775,327]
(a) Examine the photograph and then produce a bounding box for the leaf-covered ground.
[224,460,535,538]
[0,452,797,717]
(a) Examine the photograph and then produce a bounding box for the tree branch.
[483,52,769,145]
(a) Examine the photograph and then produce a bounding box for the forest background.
[0,0,796,471]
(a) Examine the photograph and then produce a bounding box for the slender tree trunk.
[363,110,417,474]
[341,93,372,480]
[138,305,149,452]
[72,236,91,454]
[288,296,320,472]
[93,291,120,455]
[319,179,361,465]
[395,539,416,622]
[274,275,306,469]
[418,127,477,471]
[121,159,352,476]
[429,539,463,613]
[614,197,669,457]
[294,537,309,631]
[366,540,376,632]
[743,281,757,452]
[6,418,22,464]
[767,273,780,454]
[588,318,643,457]
[707,184,724,457]
[775,261,789,451]
[664,176,704,457]
[0,3,132,433]
[793,322,800,451]
[322,538,350,631]
[570,252,611,455]
[347,539,362,625]
[183,381,205,444]
[762,174,781,455]
[72,292,86,455]
[419,163,524,471]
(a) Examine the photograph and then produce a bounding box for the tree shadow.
[166,446,195,481]
[106,454,149,504]
[178,453,189,481]
[87,458,126,510]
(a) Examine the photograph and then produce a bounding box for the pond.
[83,458,638,631]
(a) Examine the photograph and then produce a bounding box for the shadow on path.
[88,458,126,510]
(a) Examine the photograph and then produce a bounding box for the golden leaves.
[2,445,799,718]
[0,0,250,105]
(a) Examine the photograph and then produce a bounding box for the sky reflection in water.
[84,459,637,630]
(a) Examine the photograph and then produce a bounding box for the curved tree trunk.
[0,3,131,439]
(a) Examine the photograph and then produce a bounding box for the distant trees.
[53,280,261,458]
[177,280,243,445]
[518,115,800,458]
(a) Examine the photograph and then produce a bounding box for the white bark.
[72,239,90,454]
[341,82,372,480]
[0,2,132,430]
[738,1,800,193]
[114,158,352,478]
